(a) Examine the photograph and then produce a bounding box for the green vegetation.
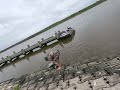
[14,84,19,90]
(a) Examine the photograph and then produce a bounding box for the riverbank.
[0,54,120,90]
[0,0,107,53]
[0,0,119,85]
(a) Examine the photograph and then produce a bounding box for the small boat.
[58,27,75,39]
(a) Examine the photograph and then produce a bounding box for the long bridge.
[0,28,74,67]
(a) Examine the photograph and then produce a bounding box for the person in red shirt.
[44,50,61,70]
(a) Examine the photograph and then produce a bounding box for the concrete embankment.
[0,0,120,87]
[1,55,120,90]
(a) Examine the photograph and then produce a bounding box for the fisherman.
[44,50,61,70]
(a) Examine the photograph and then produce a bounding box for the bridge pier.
[38,41,42,48]
[41,38,47,47]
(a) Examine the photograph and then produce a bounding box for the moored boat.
[58,27,75,39]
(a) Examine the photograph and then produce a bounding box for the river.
[0,0,120,82]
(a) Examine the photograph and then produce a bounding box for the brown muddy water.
[0,0,120,82]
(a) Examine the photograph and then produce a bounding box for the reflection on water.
[0,32,75,70]
[0,0,120,83]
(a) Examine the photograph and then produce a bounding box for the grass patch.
[14,84,19,90]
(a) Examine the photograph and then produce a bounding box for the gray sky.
[0,0,96,51]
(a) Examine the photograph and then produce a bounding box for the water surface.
[0,0,120,82]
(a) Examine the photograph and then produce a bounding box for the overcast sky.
[0,0,96,51]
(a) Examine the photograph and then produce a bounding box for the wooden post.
[27,45,30,47]
[13,51,16,54]
[57,31,61,39]
[7,56,11,61]
[38,41,41,47]
[1,57,4,60]
[21,49,25,55]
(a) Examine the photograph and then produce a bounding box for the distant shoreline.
[0,0,106,53]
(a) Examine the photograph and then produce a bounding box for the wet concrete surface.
[0,0,120,83]
[1,55,120,90]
